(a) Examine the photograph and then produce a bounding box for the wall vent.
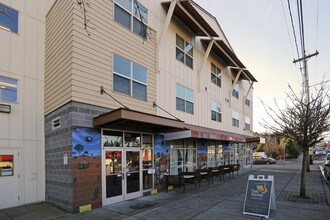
[52,117,61,130]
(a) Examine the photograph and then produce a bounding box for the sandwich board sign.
[243,175,276,218]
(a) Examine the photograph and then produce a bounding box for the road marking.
[258,169,297,173]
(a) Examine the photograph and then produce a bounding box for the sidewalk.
[1,158,330,220]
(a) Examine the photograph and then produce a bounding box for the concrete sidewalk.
[1,158,330,220]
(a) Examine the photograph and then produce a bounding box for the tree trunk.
[300,147,308,197]
[307,154,310,172]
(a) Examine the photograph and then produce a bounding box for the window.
[113,54,147,101]
[245,116,251,130]
[0,155,14,176]
[232,81,239,99]
[0,76,18,103]
[232,110,239,127]
[211,101,222,122]
[114,0,148,38]
[170,139,196,175]
[0,3,18,33]
[245,98,251,107]
[176,83,194,114]
[176,35,193,69]
[211,63,221,87]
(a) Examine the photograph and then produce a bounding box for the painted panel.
[154,135,169,186]
[72,127,102,209]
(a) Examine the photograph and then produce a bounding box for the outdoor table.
[200,172,208,175]
[183,175,194,179]
[212,169,219,173]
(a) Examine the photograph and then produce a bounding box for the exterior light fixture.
[0,104,11,113]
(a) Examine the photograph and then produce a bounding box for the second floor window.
[176,35,193,69]
[211,63,221,87]
[211,101,222,122]
[176,83,194,114]
[232,82,239,99]
[113,54,147,101]
[232,110,239,127]
[114,0,148,38]
[0,75,18,103]
[0,3,18,33]
[245,116,251,130]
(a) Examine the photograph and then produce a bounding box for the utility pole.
[293,51,319,172]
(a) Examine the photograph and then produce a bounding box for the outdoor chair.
[181,171,201,190]
[165,174,185,192]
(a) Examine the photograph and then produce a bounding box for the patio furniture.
[181,171,201,190]
[165,174,185,192]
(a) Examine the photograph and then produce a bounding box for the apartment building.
[0,1,54,209]
[44,0,257,213]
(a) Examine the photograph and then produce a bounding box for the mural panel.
[154,135,170,186]
[72,127,102,210]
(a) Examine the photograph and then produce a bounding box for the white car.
[315,149,326,156]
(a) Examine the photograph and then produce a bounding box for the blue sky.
[195,0,330,133]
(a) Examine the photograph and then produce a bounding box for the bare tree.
[261,83,330,197]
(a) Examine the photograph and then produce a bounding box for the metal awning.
[201,39,257,82]
[161,0,219,37]
[164,124,247,142]
[93,108,186,133]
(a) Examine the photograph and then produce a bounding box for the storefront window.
[125,133,141,147]
[142,134,153,190]
[207,142,216,167]
[103,130,123,147]
[170,139,196,175]
[216,143,224,166]
[0,155,14,176]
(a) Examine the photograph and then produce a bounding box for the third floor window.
[176,35,193,69]
[114,0,148,38]
[0,3,18,33]
[211,63,221,87]
[176,83,194,114]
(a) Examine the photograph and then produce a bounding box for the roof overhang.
[161,0,219,37]
[164,124,247,142]
[246,137,266,143]
[93,108,186,133]
[201,39,257,82]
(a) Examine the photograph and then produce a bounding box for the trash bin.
[309,155,313,165]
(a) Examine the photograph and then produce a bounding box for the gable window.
[232,110,239,127]
[232,81,239,99]
[176,83,194,114]
[211,63,221,87]
[211,101,222,122]
[0,76,18,103]
[245,116,251,130]
[0,3,18,33]
[113,54,147,101]
[176,35,193,69]
[114,0,148,38]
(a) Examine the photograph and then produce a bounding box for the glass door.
[103,148,142,205]
[104,149,123,205]
[125,149,141,200]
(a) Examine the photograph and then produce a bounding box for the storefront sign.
[243,175,275,218]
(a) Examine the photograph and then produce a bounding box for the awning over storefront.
[93,108,186,133]
[164,124,247,142]
[161,0,219,37]
[246,137,265,143]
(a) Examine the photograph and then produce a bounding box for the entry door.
[103,148,142,205]
[0,149,19,209]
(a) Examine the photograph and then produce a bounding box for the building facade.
[44,0,257,213]
[0,0,54,209]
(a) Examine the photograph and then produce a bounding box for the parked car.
[253,156,277,165]
[324,153,330,166]
[315,149,326,156]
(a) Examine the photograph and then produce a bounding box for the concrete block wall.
[44,101,109,212]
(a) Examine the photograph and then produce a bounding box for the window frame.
[232,110,239,127]
[0,75,18,103]
[211,63,221,87]
[176,35,193,69]
[232,82,239,99]
[245,98,251,107]
[245,116,251,130]
[0,3,18,34]
[176,83,194,114]
[114,0,148,38]
[211,100,222,122]
[113,53,148,101]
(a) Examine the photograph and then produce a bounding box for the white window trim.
[176,35,193,69]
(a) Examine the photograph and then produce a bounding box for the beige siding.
[45,0,74,115]
[70,1,157,114]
